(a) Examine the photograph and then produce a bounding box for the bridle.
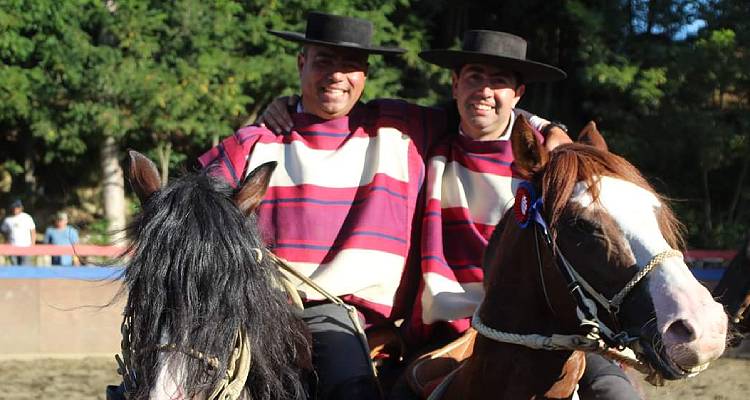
[472,181,683,384]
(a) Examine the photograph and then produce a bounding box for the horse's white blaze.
[570,176,726,368]
[570,176,669,268]
[151,352,192,400]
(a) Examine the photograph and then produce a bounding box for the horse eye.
[562,217,596,233]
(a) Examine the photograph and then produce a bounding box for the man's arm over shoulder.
[198,126,273,188]
[366,99,447,154]
[514,108,572,150]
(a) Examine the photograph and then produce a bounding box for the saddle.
[405,328,477,399]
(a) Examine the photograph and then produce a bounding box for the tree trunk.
[728,152,749,224]
[22,131,37,200]
[700,166,713,239]
[627,0,635,36]
[100,135,126,244]
[646,0,654,34]
[155,141,172,186]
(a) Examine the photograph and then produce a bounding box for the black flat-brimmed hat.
[420,30,566,83]
[269,11,405,55]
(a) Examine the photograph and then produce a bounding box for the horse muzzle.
[633,321,721,381]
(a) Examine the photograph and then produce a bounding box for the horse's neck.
[446,225,584,399]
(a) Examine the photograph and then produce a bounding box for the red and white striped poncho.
[199,99,442,322]
[407,111,546,341]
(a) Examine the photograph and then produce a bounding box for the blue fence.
[0,265,124,280]
[0,265,726,282]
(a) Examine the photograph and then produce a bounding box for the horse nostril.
[665,319,697,342]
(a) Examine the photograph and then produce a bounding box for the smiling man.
[407,30,641,400]
[410,30,567,339]
[297,45,369,119]
[199,11,439,399]
[452,63,525,140]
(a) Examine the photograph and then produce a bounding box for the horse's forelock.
[541,144,684,249]
[119,171,310,400]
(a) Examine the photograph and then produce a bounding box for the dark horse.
[713,233,750,341]
[115,151,311,400]
[436,120,727,399]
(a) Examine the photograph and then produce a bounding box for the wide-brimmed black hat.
[269,12,405,55]
[420,30,566,83]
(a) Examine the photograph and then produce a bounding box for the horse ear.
[127,150,162,204]
[235,161,277,215]
[577,121,608,151]
[511,114,549,178]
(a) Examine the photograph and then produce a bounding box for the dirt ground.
[0,352,747,399]
[0,357,120,400]
[640,356,749,400]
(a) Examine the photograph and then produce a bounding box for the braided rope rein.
[471,308,664,384]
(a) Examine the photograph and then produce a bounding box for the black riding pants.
[578,353,642,400]
[302,303,380,400]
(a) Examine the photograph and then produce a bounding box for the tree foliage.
[0,0,747,247]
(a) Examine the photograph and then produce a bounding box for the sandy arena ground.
[0,350,748,399]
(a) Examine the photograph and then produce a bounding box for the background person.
[44,211,80,266]
[0,199,36,266]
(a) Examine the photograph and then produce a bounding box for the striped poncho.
[408,111,546,340]
[199,100,441,321]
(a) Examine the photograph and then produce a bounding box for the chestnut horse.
[437,120,727,399]
[114,151,311,400]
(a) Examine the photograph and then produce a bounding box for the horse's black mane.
[120,170,309,400]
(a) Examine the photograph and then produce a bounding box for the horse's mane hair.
[539,143,685,250]
[117,171,310,400]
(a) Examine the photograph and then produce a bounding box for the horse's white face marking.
[570,176,726,368]
[570,176,667,268]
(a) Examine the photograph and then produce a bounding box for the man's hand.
[251,95,299,133]
[544,126,572,151]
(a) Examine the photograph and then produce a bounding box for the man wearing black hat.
[411,29,568,343]
[200,11,444,399]
[1,199,36,265]
[407,30,641,400]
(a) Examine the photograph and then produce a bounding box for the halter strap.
[609,249,683,309]
[555,245,683,314]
